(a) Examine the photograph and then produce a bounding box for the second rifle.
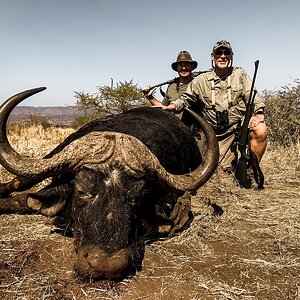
[234,60,264,189]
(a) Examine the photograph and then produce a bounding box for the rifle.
[140,71,204,93]
[141,78,177,92]
[234,60,264,189]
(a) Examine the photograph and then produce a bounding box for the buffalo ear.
[28,182,72,217]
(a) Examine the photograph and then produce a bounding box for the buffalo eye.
[74,178,94,201]
[76,187,93,201]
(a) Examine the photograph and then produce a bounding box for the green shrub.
[8,113,51,136]
[71,114,98,129]
[74,79,148,127]
[264,79,300,147]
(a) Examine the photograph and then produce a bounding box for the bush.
[264,79,300,147]
[7,113,52,137]
[74,79,148,127]
[71,115,97,130]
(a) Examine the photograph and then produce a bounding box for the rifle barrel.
[248,60,259,105]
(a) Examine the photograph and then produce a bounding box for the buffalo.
[0,87,219,280]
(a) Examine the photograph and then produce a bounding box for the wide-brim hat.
[171,51,198,71]
[212,40,233,53]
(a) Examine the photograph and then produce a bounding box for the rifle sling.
[216,130,234,141]
[213,122,240,141]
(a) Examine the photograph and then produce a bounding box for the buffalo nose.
[75,246,131,280]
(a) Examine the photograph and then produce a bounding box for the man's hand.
[248,114,265,130]
[142,85,157,99]
[162,104,176,111]
[150,103,176,111]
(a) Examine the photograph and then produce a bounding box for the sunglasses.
[214,49,232,56]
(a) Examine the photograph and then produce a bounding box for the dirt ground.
[0,143,299,300]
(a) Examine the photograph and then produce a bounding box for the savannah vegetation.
[72,79,149,128]
[0,80,299,299]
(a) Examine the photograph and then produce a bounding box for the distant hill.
[9,106,85,126]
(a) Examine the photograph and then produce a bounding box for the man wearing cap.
[143,51,198,110]
[159,40,268,174]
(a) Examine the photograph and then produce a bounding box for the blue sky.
[0,0,298,107]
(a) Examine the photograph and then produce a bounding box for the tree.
[73,80,149,127]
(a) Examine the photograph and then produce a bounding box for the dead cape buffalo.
[0,87,219,280]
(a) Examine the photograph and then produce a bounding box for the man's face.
[211,47,233,70]
[176,62,193,77]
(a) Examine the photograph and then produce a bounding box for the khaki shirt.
[171,67,265,127]
[162,80,192,106]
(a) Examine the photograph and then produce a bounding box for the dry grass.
[8,124,74,156]
[0,126,299,300]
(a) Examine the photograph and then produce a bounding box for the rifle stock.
[235,154,251,188]
[141,71,204,92]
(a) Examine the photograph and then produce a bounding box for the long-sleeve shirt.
[161,79,192,106]
[171,67,265,128]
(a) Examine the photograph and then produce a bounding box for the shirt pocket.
[201,90,213,108]
[231,85,243,105]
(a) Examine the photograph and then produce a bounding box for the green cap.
[212,40,233,53]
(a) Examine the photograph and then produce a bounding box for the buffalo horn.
[0,88,219,192]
